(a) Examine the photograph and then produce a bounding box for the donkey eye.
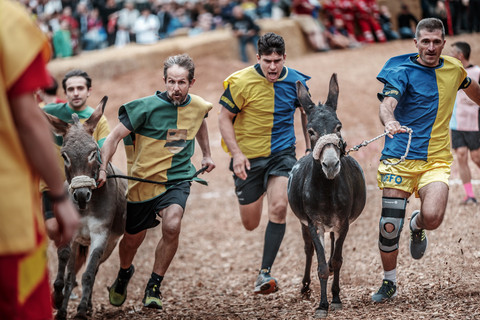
[335,124,342,132]
[308,128,316,136]
[61,152,71,167]
[88,151,97,162]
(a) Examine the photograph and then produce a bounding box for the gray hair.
[163,54,195,83]
[415,18,445,39]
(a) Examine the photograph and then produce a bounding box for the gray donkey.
[45,97,127,320]
[288,74,366,318]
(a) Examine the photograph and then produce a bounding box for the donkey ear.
[44,111,70,136]
[83,96,107,135]
[296,81,315,115]
[325,73,339,111]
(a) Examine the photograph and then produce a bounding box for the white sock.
[384,269,397,285]
[411,213,421,231]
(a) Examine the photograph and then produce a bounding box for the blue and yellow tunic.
[377,54,468,162]
[121,91,212,203]
[220,64,310,159]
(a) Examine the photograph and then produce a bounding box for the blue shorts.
[125,182,191,234]
[231,147,297,205]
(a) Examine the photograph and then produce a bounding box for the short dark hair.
[415,18,445,39]
[452,41,471,60]
[62,69,92,91]
[257,32,285,57]
[164,54,195,83]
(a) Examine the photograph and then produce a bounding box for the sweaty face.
[65,76,90,111]
[257,52,286,83]
[414,29,445,67]
[164,65,194,106]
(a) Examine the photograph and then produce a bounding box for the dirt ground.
[48,33,480,319]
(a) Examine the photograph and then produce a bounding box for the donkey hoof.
[314,308,328,319]
[330,302,343,310]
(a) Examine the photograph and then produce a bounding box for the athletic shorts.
[0,241,52,320]
[451,129,480,150]
[230,146,297,205]
[125,181,191,234]
[377,159,451,198]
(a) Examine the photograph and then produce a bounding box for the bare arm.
[299,107,311,153]
[9,93,79,247]
[463,80,480,106]
[379,96,406,138]
[218,106,250,180]
[97,122,131,188]
[195,119,216,173]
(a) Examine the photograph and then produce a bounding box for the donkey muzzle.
[69,176,96,209]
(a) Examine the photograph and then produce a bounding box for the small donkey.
[288,74,366,318]
[45,97,127,320]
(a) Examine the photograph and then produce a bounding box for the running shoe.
[142,282,163,309]
[372,279,397,302]
[409,210,428,260]
[108,265,135,307]
[254,268,278,294]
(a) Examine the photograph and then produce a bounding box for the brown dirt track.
[48,34,480,319]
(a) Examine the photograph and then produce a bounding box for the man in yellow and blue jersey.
[97,54,215,310]
[372,18,480,303]
[218,32,311,295]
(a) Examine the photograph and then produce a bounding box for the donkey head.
[45,96,108,210]
[296,74,345,179]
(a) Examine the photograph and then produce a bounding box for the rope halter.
[68,175,97,193]
[312,133,343,160]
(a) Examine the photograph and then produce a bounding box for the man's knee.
[417,210,444,230]
[378,197,407,252]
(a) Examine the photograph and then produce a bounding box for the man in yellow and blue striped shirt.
[218,32,311,295]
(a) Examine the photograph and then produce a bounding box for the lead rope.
[346,126,413,166]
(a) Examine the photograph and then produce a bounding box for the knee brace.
[378,197,407,253]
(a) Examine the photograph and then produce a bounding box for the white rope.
[69,175,97,193]
[312,134,342,160]
[346,126,413,166]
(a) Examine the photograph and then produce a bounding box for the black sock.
[118,265,133,279]
[149,272,163,286]
[261,221,286,271]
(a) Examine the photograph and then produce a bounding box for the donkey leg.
[308,222,329,319]
[56,243,78,320]
[75,243,105,320]
[53,245,70,311]
[330,229,348,310]
[301,223,314,298]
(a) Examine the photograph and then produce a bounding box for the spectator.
[230,5,260,63]
[354,0,386,43]
[53,19,73,58]
[60,6,80,54]
[378,4,399,41]
[134,7,160,44]
[397,4,418,39]
[468,0,480,32]
[97,0,119,46]
[74,1,90,51]
[326,16,361,49]
[291,0,329,51]
[83,7,108,50]
[115,0,139,47]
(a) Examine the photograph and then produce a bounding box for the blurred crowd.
[18,0,480,60]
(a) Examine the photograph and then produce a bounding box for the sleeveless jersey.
[121,92,212,202]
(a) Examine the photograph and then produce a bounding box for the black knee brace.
[378,197,407,253]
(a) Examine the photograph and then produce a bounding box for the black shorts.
[230,146,297,205]
[451,129,480,150]
[125,182,191,235]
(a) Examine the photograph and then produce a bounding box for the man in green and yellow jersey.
[97,54,215,310]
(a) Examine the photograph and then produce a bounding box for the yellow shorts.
[377,159,451,197]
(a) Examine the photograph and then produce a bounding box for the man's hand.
[201,156,216,173]
[52,198,79,247]
[384,120,406,138]
[232,152,250,180]
[97,168,107,188]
